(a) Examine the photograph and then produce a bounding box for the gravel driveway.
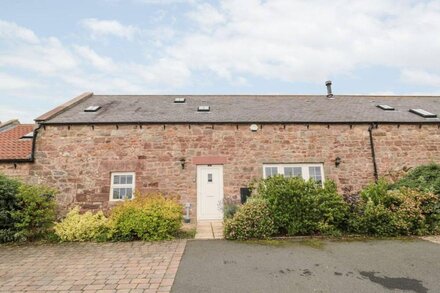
[172,238,440,293]
[0,240,186,292]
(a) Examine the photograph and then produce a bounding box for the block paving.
[0,240,186,292]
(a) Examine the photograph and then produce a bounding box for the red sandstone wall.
[373,124,440,181]
[0,163,31,181]
[30,124,376,219]
[3,123,439,220]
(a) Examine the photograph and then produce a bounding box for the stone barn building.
[1,91,440,222]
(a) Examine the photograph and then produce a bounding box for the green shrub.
[349,180,440,236]
[11,184,57,241]
[224,198,276,240]
[397,188,440,235]
[223,202,239,219]
[392,163,440,195]
[256,176,348,235]
[349,199,399,236]
[0,174,21,242]
[54,207,109,241]
[109,193,182,241]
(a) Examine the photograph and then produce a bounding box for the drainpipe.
[368,124,378,182]
[29,123,43,162]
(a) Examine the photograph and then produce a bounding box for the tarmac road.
[172,238,440,293]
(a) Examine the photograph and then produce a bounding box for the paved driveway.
[0,240,186,292]
[172,239,440,293]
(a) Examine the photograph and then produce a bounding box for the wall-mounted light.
[335,157,341,167]
[179,157,186,169]
[250,124,259,132]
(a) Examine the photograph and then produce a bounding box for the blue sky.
[1,0,440,122]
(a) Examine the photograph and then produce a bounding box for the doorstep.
[195,220,224,239]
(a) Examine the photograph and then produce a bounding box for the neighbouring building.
[0,119,34,180]
[1,88,440,222]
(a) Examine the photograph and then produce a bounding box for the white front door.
[197,165,224,220]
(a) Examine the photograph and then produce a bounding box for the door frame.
[196,165,224,221]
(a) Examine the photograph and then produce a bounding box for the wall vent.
[409,108,437,118]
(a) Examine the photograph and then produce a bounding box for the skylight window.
[409,108,437,118]
[84,106,101,112]
[377,104,395,111]
[174,97,186,103]
[21,132,34,139]
[197,105,210,112]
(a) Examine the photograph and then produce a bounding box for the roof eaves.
[38,120,440,125]
[0,158,33,163]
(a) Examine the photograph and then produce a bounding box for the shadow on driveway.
[172,238,439,293]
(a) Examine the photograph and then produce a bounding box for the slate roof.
[42,94,440,124]
[0,123,34,160]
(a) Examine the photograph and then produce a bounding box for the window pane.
[309,166,322,183]
[208,173,213,183]
[113,188,120,200]
[284,167,293,177]
[284,167,302,178]
[120,175,127,184]
[126,175,133,184]
[264,167,271,177]
[126,188,133,199]
[265,167,278,177]
[120,188,126,198]
[293,167,302,177]
[113,175,120,184]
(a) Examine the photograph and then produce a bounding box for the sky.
[1,0,440,123]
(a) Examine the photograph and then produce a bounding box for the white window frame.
[109,172,136,201]
[263,163,325,184]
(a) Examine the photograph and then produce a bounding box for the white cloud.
[187,3,225,29]
[80,18,139,40]
[0,36,77,74]
[133,58,191,86]
[0,73,41,90]
[74,45,116,71]
[0,19,192,100]
[135,0,196,4]
[0,106,32,123]
[0,20,39,43]
[401,69,440,87]
[165,0,440,86]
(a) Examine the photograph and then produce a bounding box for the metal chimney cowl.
[326,80,334,99]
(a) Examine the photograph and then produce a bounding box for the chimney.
[325,80,334,99]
